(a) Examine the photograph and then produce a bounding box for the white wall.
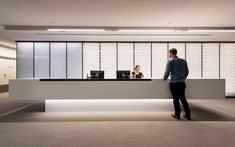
[0,46,16,85]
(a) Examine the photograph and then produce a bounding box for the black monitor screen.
[90,70,104,79]
[117,70,130,79]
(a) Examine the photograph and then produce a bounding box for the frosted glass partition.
[202,43,219,78]
[118,43,134,72]
[50,43,66,78]
[101,43,116,79]
[34,43,49,78]
[135,43,151,78]
[152,43,168,79]
[186,43,201,79]
[83,43,100,78]
[220,43,235,96]
[17,42,34,78]
[67,43,82,79]
[169,43,185,59]
[16,41,235,96]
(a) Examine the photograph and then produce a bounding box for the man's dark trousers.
[170,82,191,117]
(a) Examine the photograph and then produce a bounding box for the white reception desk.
[9,79,225,100]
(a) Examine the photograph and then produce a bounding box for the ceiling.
[1,0,235,44]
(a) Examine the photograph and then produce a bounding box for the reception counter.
[9,79,225,100]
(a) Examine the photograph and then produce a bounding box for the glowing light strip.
[45,99,171,102]
[0,41,16,48]
[45,99,173,112]
[47,29,106,32]
[118,29,176,32]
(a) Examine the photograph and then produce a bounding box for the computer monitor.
[117,70,130,79]
[90,70,104,79]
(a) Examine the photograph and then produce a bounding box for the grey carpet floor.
[0,121,235,147]
[0,94,235,147]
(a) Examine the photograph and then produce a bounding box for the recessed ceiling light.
[118,29,177,32]
[47,28,106,32]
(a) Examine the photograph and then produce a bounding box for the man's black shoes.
[183,115,192,120]
[171,114,192,120]
[171,114,181,120]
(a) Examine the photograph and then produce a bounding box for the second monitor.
[117,70,130,79]
[90,70,104,79]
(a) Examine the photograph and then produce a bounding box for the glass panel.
[135,43,151,78]
[186,43,201,79]
[34,42,49,78]
[169,43,185,59]
[202,43,219,78]
[152,43,168,79]
[101,43,116,79]
[67,43,82,79]
[83,43,100,78]
[17,42,33,78]
[50,43,66,78]
[118,43,133,71]
[220,43,235,96]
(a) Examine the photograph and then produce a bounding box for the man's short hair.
[169,48,177,55]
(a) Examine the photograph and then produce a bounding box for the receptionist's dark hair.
[169,48,177,55]
[135,65,140,70]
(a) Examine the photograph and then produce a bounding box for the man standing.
[163,48,191,120]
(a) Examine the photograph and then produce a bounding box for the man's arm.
[163,61,171,80]
[185,62,189,79]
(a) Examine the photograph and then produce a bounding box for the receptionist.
[132,65,144,79]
